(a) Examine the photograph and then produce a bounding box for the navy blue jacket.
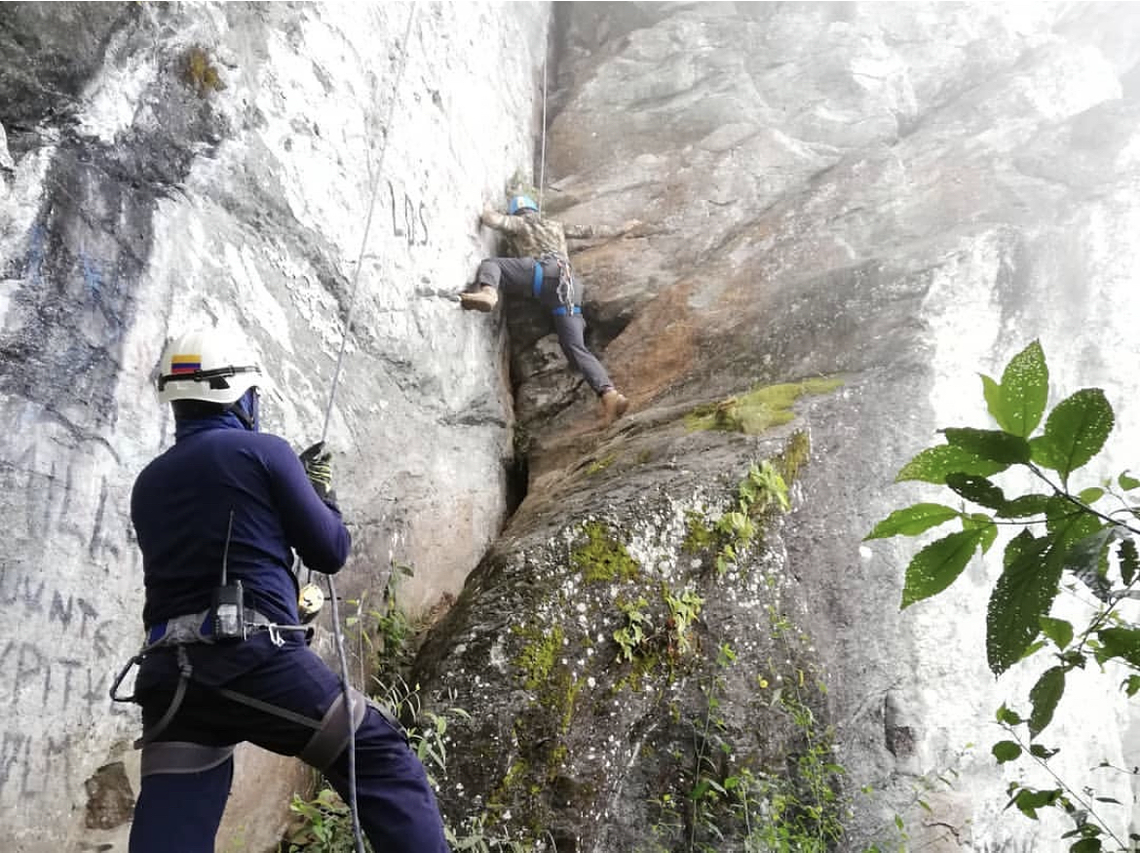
[131,413,351,629]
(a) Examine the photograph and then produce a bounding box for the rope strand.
[313,4,419,851]
[321,2,419,445]
[538,44,548,214]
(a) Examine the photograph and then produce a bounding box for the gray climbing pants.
[477,256,614,395]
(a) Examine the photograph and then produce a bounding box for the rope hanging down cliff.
[310,4,419,851]
[538,48,548,215]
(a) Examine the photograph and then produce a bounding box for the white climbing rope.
[312,4,419,852]
[321,2,418,445]
[538,45,548,214]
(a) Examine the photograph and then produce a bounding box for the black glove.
[299,441,337,505]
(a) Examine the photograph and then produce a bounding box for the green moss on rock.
[514,625,564,690]
[685,377,842,434]
[682,510,716,553]
[571,521,640,583]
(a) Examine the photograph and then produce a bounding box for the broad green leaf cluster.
[867,340,1140,853]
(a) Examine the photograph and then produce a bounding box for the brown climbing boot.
[601,389,629,424]
[460,285,499,312]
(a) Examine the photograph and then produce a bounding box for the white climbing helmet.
[157,327,270,405]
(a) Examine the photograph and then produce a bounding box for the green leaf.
[1010,786,1062,819]
[1059,649,1087,668]
[1096,627,1140,669]
[1022,639,1047,660]
[1064,527,1115,588]
[901,529,986,608]
[1047,496,1106,552]
[946,473,1007,510]
[1028,666,1066,738]
[981,373,1006,431]
[943,427,1031,464]
[997,493,1052,519]
[1123,675,1140,697]
[992,740,1022,763]
[896,444,1006,484]
[1071,838,1103,853]
[1030,389,1114,482]
[996,703,1024,726]
[1079,487,1105,504]
[1029,743,1059,759]
[1119,471,1140,491]
[1119,539,1138,587]
[998,340,1049,437]
[864,503,959,540]
[963,513,998,554]
[1039,617,1074,651]
[987,533,1064,675]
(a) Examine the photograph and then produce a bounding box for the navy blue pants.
[129,638,448,853]
[477,256,615,394]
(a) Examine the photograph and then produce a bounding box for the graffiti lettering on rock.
[387,179,429,247]
[0,566,102,639]
[2,637,127,715]
[0,731,74,801]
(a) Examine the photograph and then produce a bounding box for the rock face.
[413,3,1140,852]
[4,2,1140,852]
[0,3,547,850]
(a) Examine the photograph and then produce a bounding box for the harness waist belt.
[552,305,582,316]
[146,609,297,647]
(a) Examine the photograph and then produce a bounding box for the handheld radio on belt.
[211,510,247,640]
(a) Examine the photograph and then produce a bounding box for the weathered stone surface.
[0,2,547,850]
[6,1,1140,852]
[83,761,134,830]
[414,3,1140,852]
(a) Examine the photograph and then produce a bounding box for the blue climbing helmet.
[508,194,538,215]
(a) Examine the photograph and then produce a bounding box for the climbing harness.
[109,510,318,742]
[146,608,312,649]
[111,639,370,771]
[108,616,317,744]
[534,252,577,312]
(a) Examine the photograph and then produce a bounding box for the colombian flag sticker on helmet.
[170,354,202,374]
[159,329,267,404]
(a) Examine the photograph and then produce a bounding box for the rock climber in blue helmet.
[461,192,642,425]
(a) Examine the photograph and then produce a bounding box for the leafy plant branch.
[991,715,1126,851]
[867,339,1139,853]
